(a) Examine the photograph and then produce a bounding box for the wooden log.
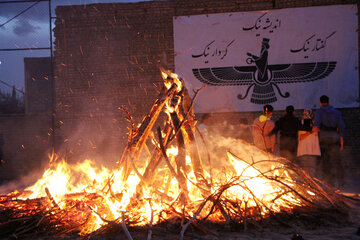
[142,122,172,186]
[182,119,209,190]
[157,127,188,196]
[168,85,209,191]
[119,83,178,181]
[170,111,187,183]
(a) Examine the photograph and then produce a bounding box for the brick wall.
[0,58,54,183]
[24,57,53,114]
[54,1,175,164]
[0,114,52,183]
[53,0,359,172]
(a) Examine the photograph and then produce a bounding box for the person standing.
[297,109,321,178]
[252,105,276,153]
[270,105,300,162]
[313,95,345,188]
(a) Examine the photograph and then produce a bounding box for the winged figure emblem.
[192,38,337,104]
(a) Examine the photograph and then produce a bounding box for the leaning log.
[119,83,178,181]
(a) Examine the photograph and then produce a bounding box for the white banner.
[173,4,359,113]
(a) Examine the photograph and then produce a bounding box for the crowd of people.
[251,95,345,189]
[197,95,346,190]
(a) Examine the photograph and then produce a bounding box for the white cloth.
[297,131,321,157]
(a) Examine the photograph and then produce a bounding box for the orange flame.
[5,137,310,235]
[1,71,317,235]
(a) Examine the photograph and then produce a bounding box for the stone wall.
[53,1,359,173]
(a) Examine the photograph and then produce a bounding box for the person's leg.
[319,138,334,186]
[279,136,286,158]
[289,137,298,163]
[280,136,296,162]
[280,148,292,159]
[328,142,344,188]
[299,155,317,178]
[314,155,321,179]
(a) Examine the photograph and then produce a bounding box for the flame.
[224,152,302,212]
[0,71,326,236]
[2,138,308,235]
[161,69,184,117]
[161,69,182,92]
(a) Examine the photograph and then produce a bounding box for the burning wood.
[0,70,351,239]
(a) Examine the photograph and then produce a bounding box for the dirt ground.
[26,193,359,240]
[93,198,360,240]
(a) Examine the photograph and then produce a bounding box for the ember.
[0,70,349,239]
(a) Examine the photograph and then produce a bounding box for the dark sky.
[0,0,150,95]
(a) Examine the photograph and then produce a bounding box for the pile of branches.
[0,71,351,239]
[0,190,90,238]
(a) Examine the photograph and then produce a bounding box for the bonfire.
[0,70,350,239]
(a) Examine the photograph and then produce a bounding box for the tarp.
[173,4,359,112]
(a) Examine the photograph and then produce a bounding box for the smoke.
[0,166,44,194]
[195,116,284,176]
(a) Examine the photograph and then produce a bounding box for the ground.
[45,192,360,240]
[88,176,360,240]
